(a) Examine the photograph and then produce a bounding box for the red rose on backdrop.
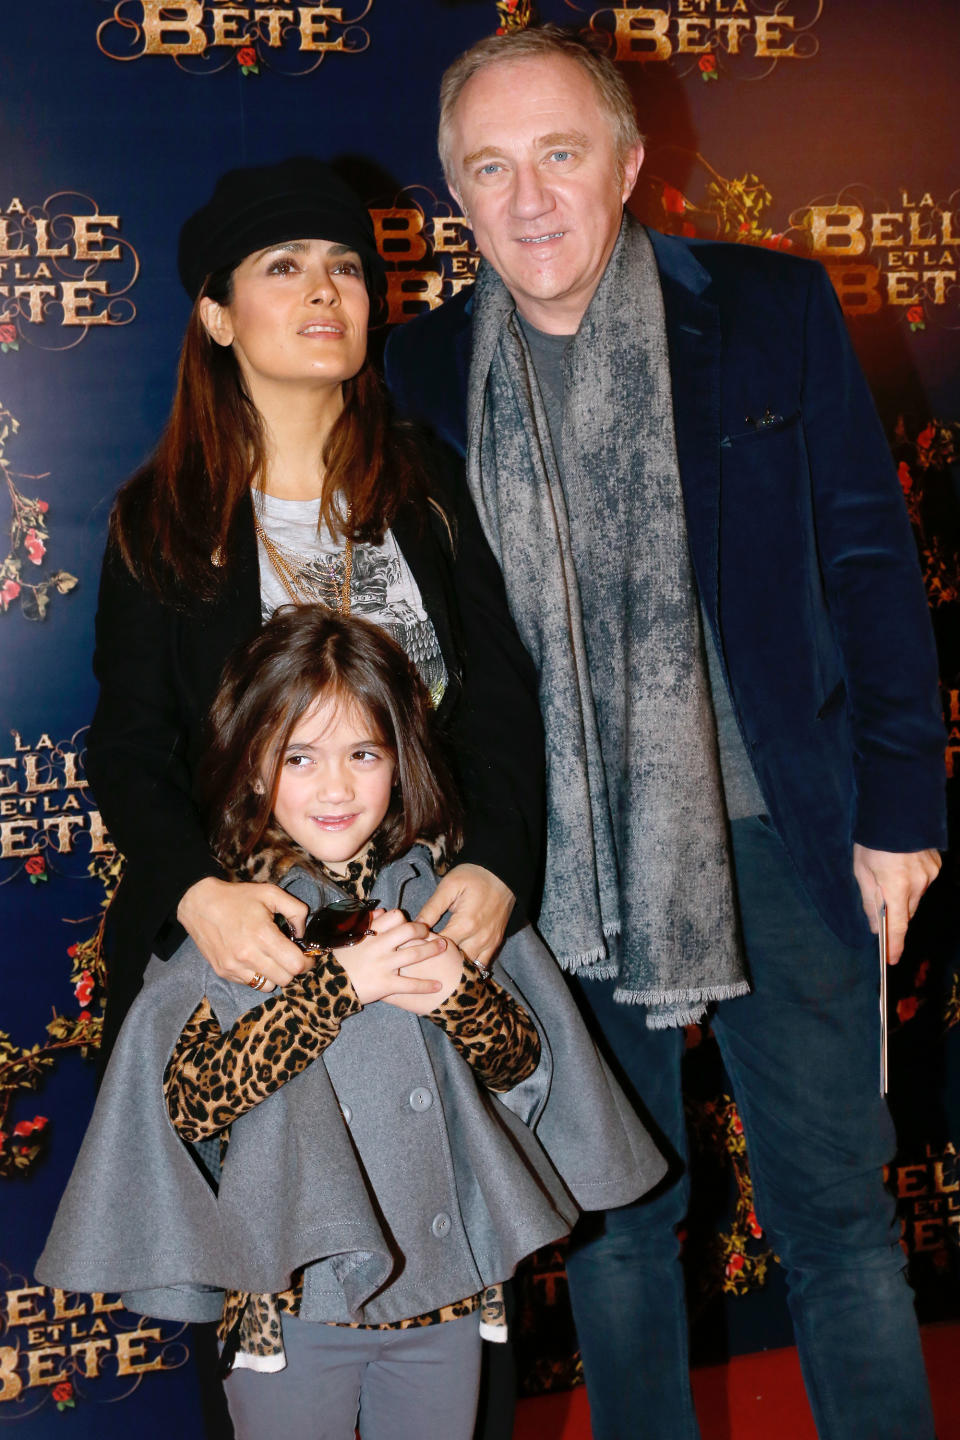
[906,305,924,325]
[37,499,49,512]
[760,233,794,252]
[52,1382,73,1404]
[0,578,20,608]
[725,1253,745,1278]
[897,461,913,493]
[896,996,919,1024]
[914,959,930,987]
[75,970,94,1006]
[680,222,696,238]
[25,527,46,564]
[746,1209,763,1239]
[79,1010,91,1022]
[662,185,686,216]
[13,1116,48,1137]
[0,322,16,345]
[237,45,257,66]
[699,53,716,72]
[916,423,935,450]
[730,1113,744,1135]
[25,854,46,875]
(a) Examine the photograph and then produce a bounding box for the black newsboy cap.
[177,156,383,301]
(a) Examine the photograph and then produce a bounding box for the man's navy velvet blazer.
[385,226,947,948]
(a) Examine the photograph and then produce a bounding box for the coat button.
[340,1103,352,1124]
[431,1212,452,1238]
[409,1087,433,1111]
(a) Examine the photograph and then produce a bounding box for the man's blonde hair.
[438,24,643,189]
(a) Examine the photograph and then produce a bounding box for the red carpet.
[513,1323,959,1439]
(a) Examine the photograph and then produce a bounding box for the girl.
[38,608,664,1440]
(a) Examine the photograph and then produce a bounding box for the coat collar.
[283,845,432,916]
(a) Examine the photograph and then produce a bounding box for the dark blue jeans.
[565,816,934,1440]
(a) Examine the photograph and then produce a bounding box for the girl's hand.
[383,937,467,1016]
[415,863,514,970]
[335,908,447,1006]
[177,876,309,990]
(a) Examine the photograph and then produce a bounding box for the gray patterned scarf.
[466,217,747,1026]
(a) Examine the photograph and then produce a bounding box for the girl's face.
[269,695,394,873]
[199,236,369,399]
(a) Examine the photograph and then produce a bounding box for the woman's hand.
[335,909,448,1007]
[415,863,515,970]
[176,876,309,990]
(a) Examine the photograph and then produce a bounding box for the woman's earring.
[253,778,265,795]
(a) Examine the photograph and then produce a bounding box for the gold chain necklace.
[253,509,353,616]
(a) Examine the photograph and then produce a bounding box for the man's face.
[449,55,643,335]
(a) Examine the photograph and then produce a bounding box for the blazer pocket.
[722,410,802,449]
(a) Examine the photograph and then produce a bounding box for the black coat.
[88,467,544,1056]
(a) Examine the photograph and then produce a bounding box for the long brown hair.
[110,264,427,601]
[200,607,463,870]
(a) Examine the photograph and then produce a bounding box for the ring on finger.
[248,972,269,991]
[464,953,492,980]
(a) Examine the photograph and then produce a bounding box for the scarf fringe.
[610,980,752,1029]
[555,949,619,980]
[551,919,622,977]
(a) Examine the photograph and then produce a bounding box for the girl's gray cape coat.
[37,848,666,1325]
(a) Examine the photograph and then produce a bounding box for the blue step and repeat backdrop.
[2,1,959,1433]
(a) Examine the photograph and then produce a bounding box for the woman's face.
[268,695,394,873]
[200,237,370,397]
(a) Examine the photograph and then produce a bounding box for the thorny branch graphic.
[0,403,78,620]
[0,850,120,1179]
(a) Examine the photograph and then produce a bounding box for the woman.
[88,156,543,1057]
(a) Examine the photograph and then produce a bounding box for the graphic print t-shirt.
[255,491,448,708]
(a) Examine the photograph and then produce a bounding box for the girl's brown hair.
[109,263,427,601]
[200,606,462,869]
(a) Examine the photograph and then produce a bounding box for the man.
[385,25,946,1440]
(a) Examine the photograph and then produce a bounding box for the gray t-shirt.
[255,491,448,709]
[517,315,570,466]
[517,314,764,820]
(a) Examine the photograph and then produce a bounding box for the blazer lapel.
[648,229,723,625]
[179,492,263,727]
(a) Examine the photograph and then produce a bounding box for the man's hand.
[415,863,515,969]
[177,876,309,990]
[852,844,942,964]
